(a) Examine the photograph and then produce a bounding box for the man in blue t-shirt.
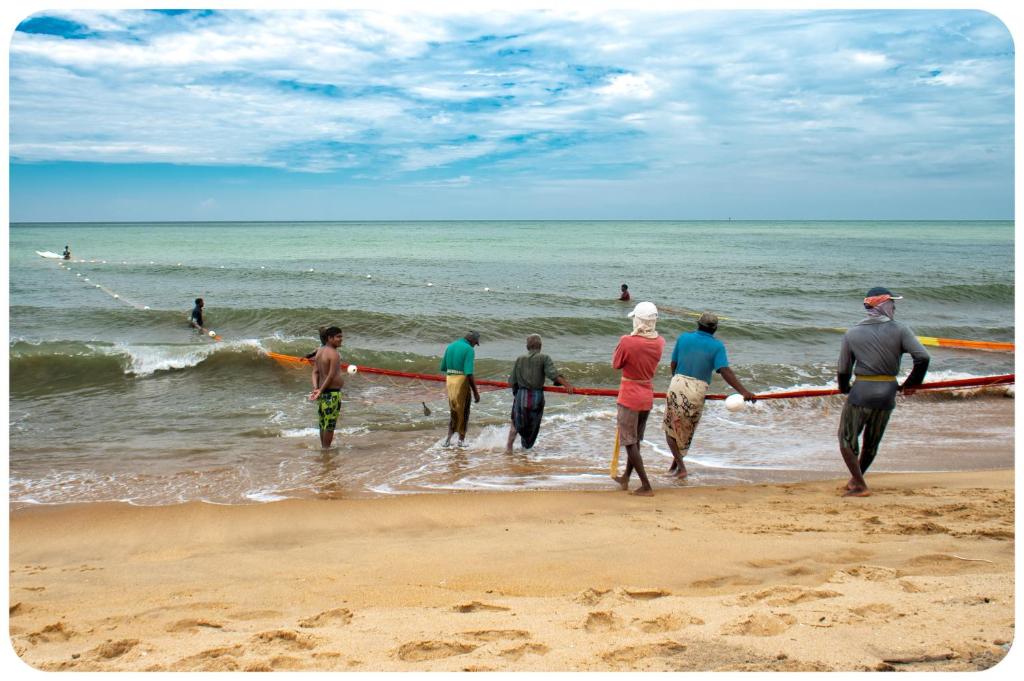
[663,312,755,478]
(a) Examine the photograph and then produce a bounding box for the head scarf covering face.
[864,297,896,320]
[630,314,659,339]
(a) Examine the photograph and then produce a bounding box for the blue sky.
[7,8,1015,221]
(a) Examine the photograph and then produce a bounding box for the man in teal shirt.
[440,331,481,447]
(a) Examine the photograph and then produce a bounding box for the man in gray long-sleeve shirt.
[837,286,930,498]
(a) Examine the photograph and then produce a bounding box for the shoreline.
[9,469,1015,671]
[7,461,1018,511]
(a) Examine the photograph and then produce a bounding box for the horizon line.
[9,218,1015,225]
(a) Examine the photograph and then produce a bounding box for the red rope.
[268,353,1013,400]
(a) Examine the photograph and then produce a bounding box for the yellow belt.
[855,374,897,382]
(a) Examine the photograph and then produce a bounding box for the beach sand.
[8,469,1014,672]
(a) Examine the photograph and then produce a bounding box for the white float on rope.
[725,394,746,413]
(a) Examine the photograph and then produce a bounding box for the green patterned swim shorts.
[318,389,341,432]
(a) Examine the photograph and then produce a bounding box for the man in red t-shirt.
[611,301,666,496]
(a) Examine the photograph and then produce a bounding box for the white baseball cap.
[627,301,658,319]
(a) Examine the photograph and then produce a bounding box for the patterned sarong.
[662,374,708,452]
[446,374,472,438]
[511,388,546,449]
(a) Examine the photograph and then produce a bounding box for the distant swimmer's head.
[526,334,542,351]
[465,330,481,347]
[697,311,719,334]
[324,326,343,346]
[195,298,204,307]
[621,284,628,291]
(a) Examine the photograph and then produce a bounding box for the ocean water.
[7,221,1015,506]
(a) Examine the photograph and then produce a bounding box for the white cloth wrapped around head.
[627,301,659,339]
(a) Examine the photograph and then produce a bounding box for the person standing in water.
[309,327,345,449]
[189,298,205,330]
[663,312,756,479]
[440,331,481,448]
[611,302,665,497]
[504,334,574,454]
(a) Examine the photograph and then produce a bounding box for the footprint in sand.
[89,638,140,660]
[451,601,510,613]
[904,553,993,575]
[689,574,763,589]
[828,565,899,583]
[575,588,611,606]
[298,608,353,628]
[970,528,1014,540]
[171,645,244,672]
[458,629,531,642]
[601,640,688,665]
[230,609,283,620]
[729,586,842,607]
[633,613,704,633]
[811,548,874,565]
[395,640,478,662]
[27,621,76,644]
[849,603,898,621]
[265,655,306,671]
[721,612,797,637]
[251,629,319,651]
[499,643,550,659]
[894,522,952,536]
[743,558,796,569]
[899,579,925,593]
[783,566,816,577]
[620,587,671,600]
[582,611,621,632]
[166,618,224,633]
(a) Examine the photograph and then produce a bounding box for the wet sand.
[8,469,1015,672]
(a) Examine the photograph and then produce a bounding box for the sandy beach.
[8,469,1014,672]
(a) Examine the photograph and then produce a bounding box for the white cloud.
[7,8,1013,187]
[851,51,889,67]
[594,72,658,100]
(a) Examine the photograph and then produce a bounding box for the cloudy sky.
[7,7,1015,221]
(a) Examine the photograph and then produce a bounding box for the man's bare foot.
[630,488,655,497]
[612,475,629,491]
[842,487,871,497]
[503,447,513,455]
[673,470,688,480]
